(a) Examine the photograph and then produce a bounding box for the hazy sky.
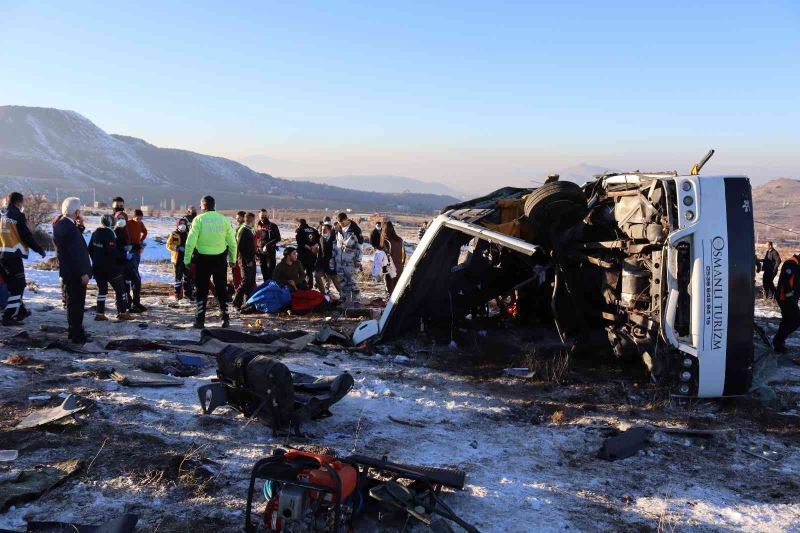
[1,1,798,193]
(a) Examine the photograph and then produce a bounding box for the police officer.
[233,212,257,309]
[774,252,800,353]
[0,192,46,325]
[184,195,237,328]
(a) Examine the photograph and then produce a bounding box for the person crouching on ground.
[184,195,237,329]
[273,246,308,291]
[233,212,257,309]
[166,217,193,301]
[0,192,46,326]
[53,198,92,343]
[88,215,132,321]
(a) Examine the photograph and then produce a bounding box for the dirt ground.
[0,264,798,532]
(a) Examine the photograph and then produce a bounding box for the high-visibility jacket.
[184,210,237,265]
[777,255,800,303]
[166,230,188,263]
[0,205,44,259]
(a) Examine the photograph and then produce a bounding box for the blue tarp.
[245,281,291,313]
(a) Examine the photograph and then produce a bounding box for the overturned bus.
[354,168,756,398]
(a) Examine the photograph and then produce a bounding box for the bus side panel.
[723,177,755,395]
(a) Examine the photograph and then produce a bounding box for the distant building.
[140,205,153,214]
[94,201,108,208]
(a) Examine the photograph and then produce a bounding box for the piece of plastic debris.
[393,355,411,364]
[110,368,184,387]
[14,394,85,430]
[0,450,18,462]
[176,353,208,368]
[503,368,536,378]
[27,394,52,401]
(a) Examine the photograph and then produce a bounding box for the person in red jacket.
[125,209,147,312]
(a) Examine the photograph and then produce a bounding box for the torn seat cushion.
[214,345,353,427]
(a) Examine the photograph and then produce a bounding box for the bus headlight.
[685,210,695,221]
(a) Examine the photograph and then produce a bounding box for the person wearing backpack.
[88,215,132,321]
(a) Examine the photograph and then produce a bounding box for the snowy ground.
[0,258,798,531]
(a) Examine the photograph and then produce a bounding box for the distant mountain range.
[0,106,457,213]
[237,154,465,197]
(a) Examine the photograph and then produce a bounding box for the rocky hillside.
[0,106,456,213]
[752,178,800,246]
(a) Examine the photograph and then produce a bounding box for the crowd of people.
[0,192,416,344]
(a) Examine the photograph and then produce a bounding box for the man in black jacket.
[774,253,800,353]
[295,218,320,289]
[53,198,92,343]
[88,214,131,321]
[761,241,782,299]
[233,212,257,309]
[369,221,382,249]
[0,192,46,325]
[256,210,281,282]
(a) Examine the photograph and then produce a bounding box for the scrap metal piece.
[197,382,229,415]
[14,395,85,430]
[110,368,183,387]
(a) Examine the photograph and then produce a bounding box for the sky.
[1,0,799,194]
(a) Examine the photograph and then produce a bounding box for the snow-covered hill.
[0,106,457,212]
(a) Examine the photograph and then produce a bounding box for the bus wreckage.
[355,154,756,398]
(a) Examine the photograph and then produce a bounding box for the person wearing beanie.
[0,192,46,326]
[272,246,307,291]
[166,217,193,301]
[53,198,92,343]
[88,215,131,321]
[183,195,237,328]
